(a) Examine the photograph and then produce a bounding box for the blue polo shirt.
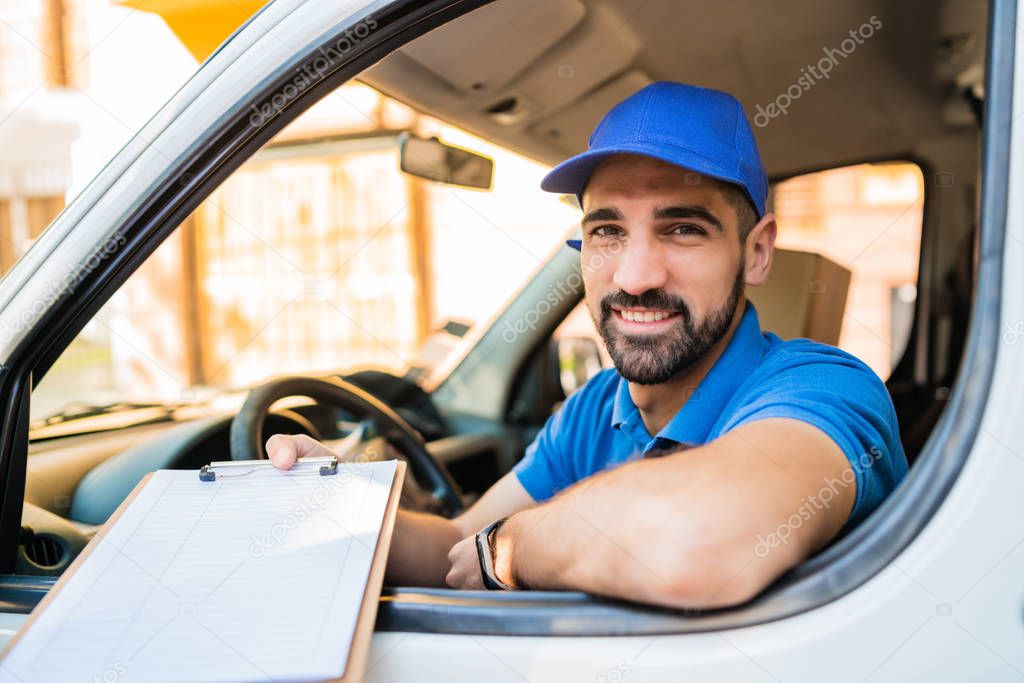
[513,303,908,528]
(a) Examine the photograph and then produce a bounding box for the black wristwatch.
[475,517,514,590]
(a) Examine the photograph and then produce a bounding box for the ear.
[744,213,777,287]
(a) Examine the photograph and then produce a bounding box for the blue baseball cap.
[541,81,768,250]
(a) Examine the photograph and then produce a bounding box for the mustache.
[600,289,689,317]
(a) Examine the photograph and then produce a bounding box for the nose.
[611,235,669,295]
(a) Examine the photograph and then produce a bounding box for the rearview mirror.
[399,133,494,189]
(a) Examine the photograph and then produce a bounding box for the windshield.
[29,83,578,430]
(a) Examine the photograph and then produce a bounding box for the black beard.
[594,267,745,385]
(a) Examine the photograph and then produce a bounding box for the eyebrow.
[581,207,623,224]
[581,205,723,233]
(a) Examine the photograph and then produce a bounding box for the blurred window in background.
[772,162,924,379]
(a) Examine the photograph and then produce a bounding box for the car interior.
[9,0,994,634]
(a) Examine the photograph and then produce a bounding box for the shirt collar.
[611,302,765,450]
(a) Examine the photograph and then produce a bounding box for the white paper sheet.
[0,459,398,683]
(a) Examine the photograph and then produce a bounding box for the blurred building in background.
[0,0,84,270]
[1,1,923,420]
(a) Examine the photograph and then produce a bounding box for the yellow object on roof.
[118,0,266,61]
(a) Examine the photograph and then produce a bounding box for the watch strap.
[475,517,513,590]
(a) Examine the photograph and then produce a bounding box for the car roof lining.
[360,0,988,179]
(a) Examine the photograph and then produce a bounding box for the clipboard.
[0,458,406,683]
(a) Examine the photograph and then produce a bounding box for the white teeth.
[620,310,672,322]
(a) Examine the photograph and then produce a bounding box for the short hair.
[719,182,759,243]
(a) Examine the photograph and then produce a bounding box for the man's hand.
[265,433,337,469]
[445,535,484,589]
[446,520,518,590]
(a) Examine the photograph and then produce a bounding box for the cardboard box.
[746,249,851,345]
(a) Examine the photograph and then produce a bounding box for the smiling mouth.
[612,307,681,325]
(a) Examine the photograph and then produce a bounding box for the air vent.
[25,535,65,568]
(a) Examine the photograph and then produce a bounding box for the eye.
[590,224,624,238]
[669,223,707,237]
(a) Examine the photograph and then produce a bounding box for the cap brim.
[540,142,756,213]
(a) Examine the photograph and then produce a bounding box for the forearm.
[500,457,691,605]
[499,421,854,608]
[385,509,463,586]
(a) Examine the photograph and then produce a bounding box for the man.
[268,81,908,610]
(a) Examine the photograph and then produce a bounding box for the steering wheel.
[229,376,463,516]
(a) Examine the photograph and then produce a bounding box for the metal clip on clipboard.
[199,456,339,481]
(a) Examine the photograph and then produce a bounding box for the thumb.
[266,433,335,470]
[265,433,300,469]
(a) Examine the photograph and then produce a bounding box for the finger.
[265,434,298,469]
[267,434,324,468]
[267,434,339,469]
